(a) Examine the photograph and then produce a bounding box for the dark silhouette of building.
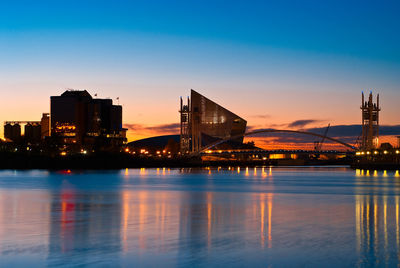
[3,120,44,144]
[4,122,21,142]
[180,89,247,153]
[50,90,126,150]
[41,113,50,139]
[361,92,380,150]
[4,123,13,141]
[24,122,41,143]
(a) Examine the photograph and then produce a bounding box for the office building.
[50,90,126,150]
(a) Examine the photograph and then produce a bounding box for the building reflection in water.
[355,170,400,267]
[47,179,122,267]
[115,167,276,265]
[12,168,400,266]
[259,193,273,249]
[175,170,274,263]
[176,191,274,264]
[120,189,181,254]
[0,188,51,256]
[178,191,213,263]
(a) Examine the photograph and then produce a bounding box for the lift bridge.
[194,129,356,160]
[200,149,349,160]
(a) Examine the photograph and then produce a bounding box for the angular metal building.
[180,89,247,153]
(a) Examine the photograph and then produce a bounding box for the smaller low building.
[3,120,43,144]
[127,135,180,157]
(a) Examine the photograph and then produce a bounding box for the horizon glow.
[0,0,399,144]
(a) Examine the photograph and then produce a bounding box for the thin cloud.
[249,114,271,119]
[287,119,323,128]
[246,125,269,132]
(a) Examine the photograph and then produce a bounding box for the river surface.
[1,167,400,267]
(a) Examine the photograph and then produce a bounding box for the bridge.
[201,148,348,156]
[192,129,356,157]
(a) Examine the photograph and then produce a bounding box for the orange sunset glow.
[1,87,399,151]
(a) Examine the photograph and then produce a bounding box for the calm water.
[1,167,400,267]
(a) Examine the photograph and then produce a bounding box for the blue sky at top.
[1,0,399,61]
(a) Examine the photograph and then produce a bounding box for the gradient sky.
[0,0,399,142]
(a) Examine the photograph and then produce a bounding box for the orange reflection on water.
[396,196,399,257]
[260,195,265,247]
[374,196,378,257]
[267,193,272,247]
[122,191,131,252]
[60,189,76,253]
[384,196,388,253]
[138,191,147,250]
[261,167,268,178]
[207,192,213,248]
[120,189,182,253]
[259,193,273,248]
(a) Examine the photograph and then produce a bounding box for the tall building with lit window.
[50,90,126,149]
[180,89,247,153]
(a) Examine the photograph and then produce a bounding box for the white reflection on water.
[1,167,400,267]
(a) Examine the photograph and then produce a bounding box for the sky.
[0,0,399,147]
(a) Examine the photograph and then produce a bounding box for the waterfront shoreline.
[0,152,354,170]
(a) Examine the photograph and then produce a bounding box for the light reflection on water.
[1,167,400,267]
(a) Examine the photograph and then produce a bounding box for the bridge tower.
[361,92,380,150]
[180,96,191,154]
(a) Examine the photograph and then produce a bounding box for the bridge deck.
[201,149,351,155]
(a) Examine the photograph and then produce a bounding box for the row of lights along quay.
[352,92,400,170]
[0,89,399,169]
[354,148,400,170]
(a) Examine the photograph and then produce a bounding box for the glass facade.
[181,90,247,153]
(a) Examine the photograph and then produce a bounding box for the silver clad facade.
[180,89,247,153]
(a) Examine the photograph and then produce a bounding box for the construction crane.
[353,133,362,150]
[314,124,330,151]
